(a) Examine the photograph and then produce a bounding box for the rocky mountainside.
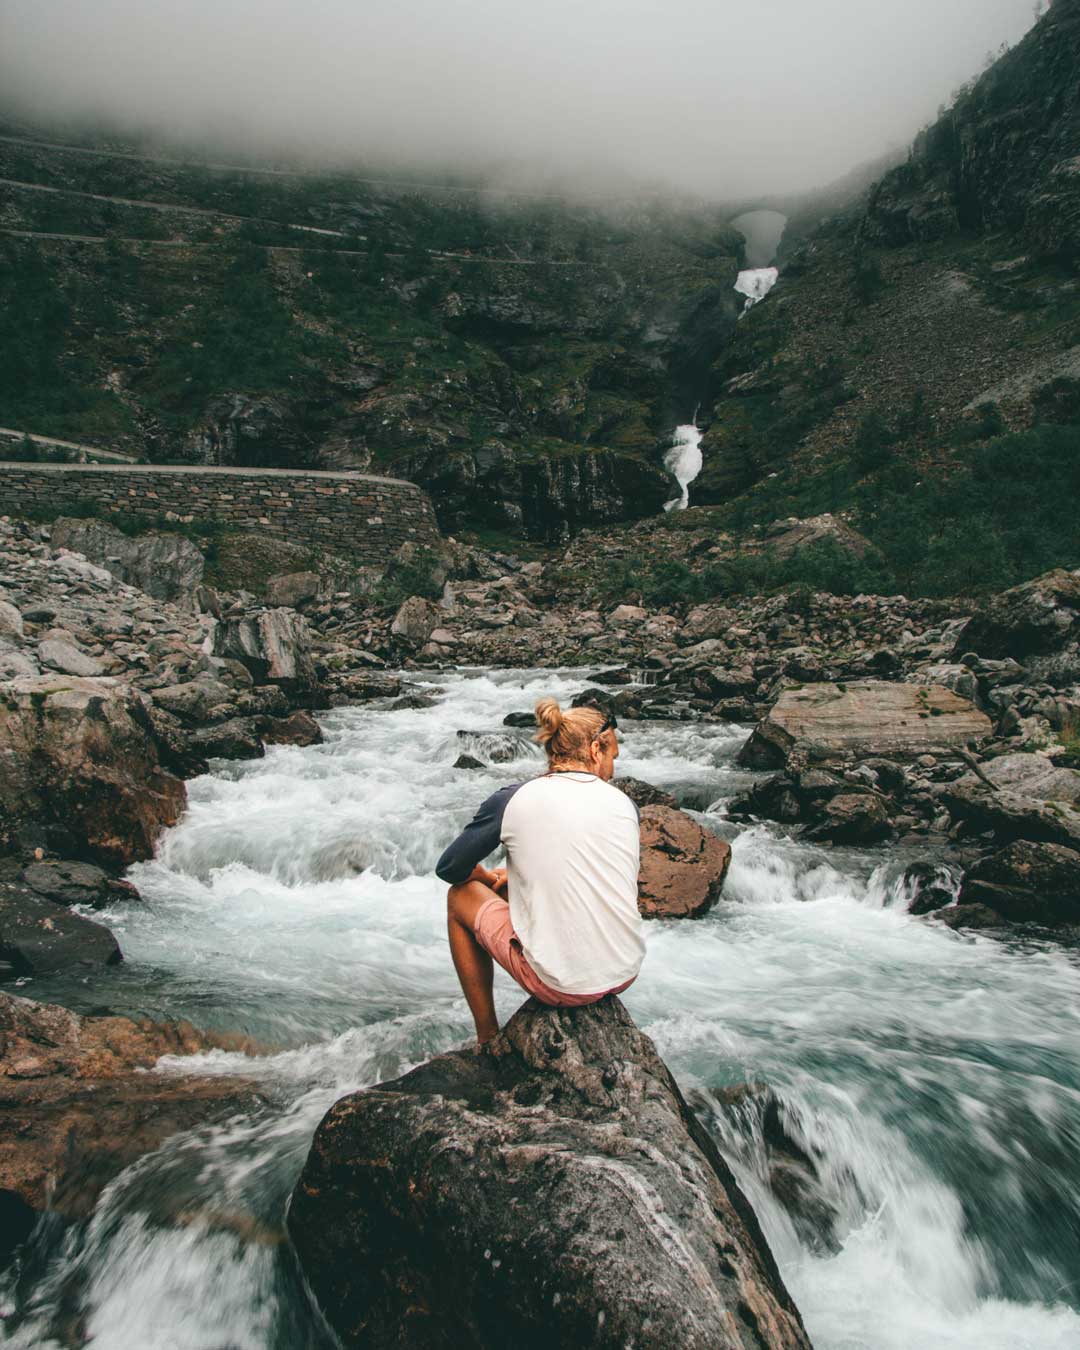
[694,0,1080,596]
[0,126,750,540]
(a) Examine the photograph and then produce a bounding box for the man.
[437,697,644,1044]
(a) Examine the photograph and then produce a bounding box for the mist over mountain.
[1,0,1043,197]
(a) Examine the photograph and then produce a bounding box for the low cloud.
[0,0,1042,198]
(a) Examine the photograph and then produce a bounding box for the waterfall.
[735,265,780,313]
[663,423,704,511]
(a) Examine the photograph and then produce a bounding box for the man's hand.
[467,863,502,890]
[490,866,509,897]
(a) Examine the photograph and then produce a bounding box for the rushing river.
[4,669,1080,1350]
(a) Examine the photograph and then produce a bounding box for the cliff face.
[863,0,1080,257]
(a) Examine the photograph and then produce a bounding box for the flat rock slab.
[738,681,991,769]
[638,805,732,918]
[289,998,810,1350]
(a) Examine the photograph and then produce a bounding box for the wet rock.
[265,570,321,608]
[951,569,1080,660]
[454,753,485,770]
[0,677,186,867]
[20,860,138,910]
[455,729,537,766]
[502,710,538,727]
[0,883,122,978]
[615,776,678,810]
[638,805,732,919]
[713,1084,847,1257]
[901,862,956,916]
[390,595,439,648]
[805,792,891,845]
[933,903,1007,932]
[738,681,992,769]
[262,710,323,747]
[0,992,263,1260]
[289,998,811,1350]
[959,840,1080,925]
[50,518,205,609]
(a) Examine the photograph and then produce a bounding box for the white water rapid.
[3,669,1079,1349]
[663,423,703,511]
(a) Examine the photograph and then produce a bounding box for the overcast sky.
[0,0,1043,198]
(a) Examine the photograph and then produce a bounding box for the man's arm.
[435,784,520,885]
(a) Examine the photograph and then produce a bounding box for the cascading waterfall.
[3,668,1079,1350]
[735,265,780,313]
[663,422,704,511]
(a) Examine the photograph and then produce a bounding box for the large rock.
[959,840,1080,925]
[37,637,104,678]
[738,682,991,769]
[265,570,321,608]
[951,569,1080,660]
[0,882,122,978]
[289,998,811,1350]
[942,753,1080,850]
[761,514,874,562]
[390,595,439,647]
[615,776,678,810]
[50,517,205,609]
[212,608,318,699]
[0,992,262,1261]
[638,805,732,918]
[20,859,138,909]
[0,677,186,866]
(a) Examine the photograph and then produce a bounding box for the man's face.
[590,730,619,782]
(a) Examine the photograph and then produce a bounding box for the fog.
[0,0,1043,198]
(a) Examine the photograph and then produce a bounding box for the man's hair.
[534,698,607,765]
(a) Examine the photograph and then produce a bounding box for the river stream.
[3,668,1079,1349]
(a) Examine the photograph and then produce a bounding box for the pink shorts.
[473,896,635,1008]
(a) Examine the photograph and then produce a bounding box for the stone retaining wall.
[0,462,441,560]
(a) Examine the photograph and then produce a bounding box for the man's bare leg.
[447,880,500,1044]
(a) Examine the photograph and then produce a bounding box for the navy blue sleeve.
[435,784,522,884]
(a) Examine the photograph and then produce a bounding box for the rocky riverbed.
[2,512,1080,1347]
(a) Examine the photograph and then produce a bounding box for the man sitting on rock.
[437,698,644,1045]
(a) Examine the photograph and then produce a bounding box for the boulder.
[0,600,24,639]
[51,517,205,607]
[0,883,122,978]
[0,677,186,866]
[265,570,322,608]
[189,717,265,761]
[0,992,262,1262]
[607,603,647,628]
[805,792,891,845]
[942,754,1080,850]
[37,637,104,678]
[762,513,874,561]
[951,568,1080,660]
[615,776,678,810]
[151,677,236,724]
[638,805,732,919]
[262,710,323,747]
[21,860,138,910]
[738,682,991,770]
[288,998,811,1350]
[959,840,1080,925]
[455,729,538,765]
[390,595,439,647]
[212,608,318,699]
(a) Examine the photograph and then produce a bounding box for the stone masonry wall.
[0,462,442,561]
